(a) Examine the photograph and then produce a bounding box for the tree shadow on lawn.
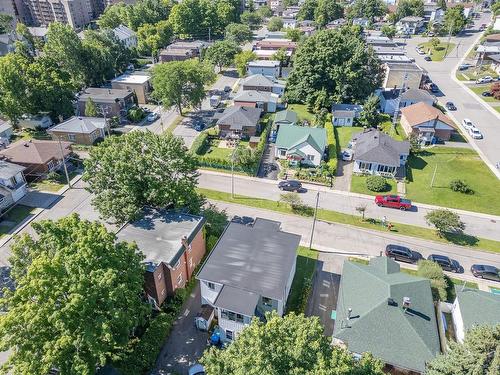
[442,232,479,247]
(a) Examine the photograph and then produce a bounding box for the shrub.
[190,132,209,155]
[491,82,500,100]
[425,209,465,235]
[450,179,473,194]
[46,171,61,182]
[417,260,448,301]
[366,175,389,192]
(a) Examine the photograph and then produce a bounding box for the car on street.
[146,112,159,122]
[458,63,472,70]
[416,47,425,55]
[468,127,483,139]
[374,195,412,210]
[194,120,205,131]
[482,91,493,97]
[427,254,461,272]
[424,55,432,61]
[429,83,439,93]
[223,85,232,93]
[189,364,205,375]
[462,118,474,130]
[278,180,302,192]
[445,102,456,110]
[385,244,423,264]
[476,76,493,84]
[470,264,500,282]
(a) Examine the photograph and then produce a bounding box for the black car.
[385,244,423,264]
[424,55,432,61]
[471,264,500,282]
[482,91,493,97]
[278,180,302,192]
[427,254,461,272]
[429,83,439,93]
[445,102,456,111]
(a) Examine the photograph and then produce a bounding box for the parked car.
[385,244,423,264]
[424,55,432,61]
[194,120,205,131]
[146,112,159,122]
[427,254,461,272]
[468,127,483,139]
[482,91,493,97]
[445,102,456,110]
[458,63,471,70]
[476,76,493,84]
[462,118,474,130]
[209,95,221,108]
[416,47,425,55]
[223,85,232,93]
[278,180,302,192]
[188,364,205,375]
[341,149,353,161]
[429,83,439,93]
[470,264,500,282]
[375,195,412,210]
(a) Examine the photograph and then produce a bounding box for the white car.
[476,76,493,84]
[462,118,474,130]
[468,127,483,139]
[147,112,159,122]
[341,149,353,161]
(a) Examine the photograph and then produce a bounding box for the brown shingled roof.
[0,139,72,165]
[400,102,456,129]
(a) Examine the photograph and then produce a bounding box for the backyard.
[286,246,318,313]
[286,104,315,123]
[0,205,35,237]
[197,139,250,160]
[30,171,79,192]
[418,41,455,61]
[406,147,500,215]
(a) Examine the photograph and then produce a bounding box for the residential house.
[254,38,297,52]
[383,62,425,90]
[326,18,346,29]
[273,109,298,129]
[331,104,363,127]
[333,257,441,374]
[240,74,285,96]
[77,88,135,118]
[0,33,15,57]
[365,35,398,47]
[112,24,137,49]
[484,33,500,43]
[197,218,300,342]
[266,31,287,39]
[215,106,262,138]
[0,139,72,180]
[450,287,500,343]
[27,26,49,40]
[352,17,370,27]
[116,209,206,307]
[275,125,327,166]
[250,0,268,8]
[400,102,456,144]
[489,54,500,74]
[254,48,292,60]
[378,88,435,114]
[298,25,316,36]
[397,16,425,34]
[17,114,52,130]
[234,90,279,113]
[476,44,500,60]
[282,17,297,28]
[159,40,206,62]
[351,128,410,177]
[47,116,109,145]
[111,72,152,104]
[0,161,27,211]
[0,119,13,140]
[247,60,280,78]
[423,4,444,23]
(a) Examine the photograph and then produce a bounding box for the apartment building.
[26,0,92,29]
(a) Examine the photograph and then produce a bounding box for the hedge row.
[325,123,337,175]
[191,132,209,155]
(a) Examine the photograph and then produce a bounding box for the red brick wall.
[434,129,453,141]
[144,265,169,306]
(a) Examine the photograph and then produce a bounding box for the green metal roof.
[275,125,327,154]
[274,110,298,125]
[333,257,441,373]
[455,287,500,330]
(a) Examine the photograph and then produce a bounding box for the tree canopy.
[426,324,500,375]
[83,131,202,224]
[285,27,382,109]
[151,59,216,114]
[137,20,173,57]
[417,260,448,301]
[267,17,284,31]
[348,0,386,21]
[200,312,385,375]
[314,0,344,27]
[234,50,257,76]
[358,94,380,127]
[443,5,467,35]
[297,0,317,21]
[240,11,263,28]
[204,40,241,71]
[425,209,465,235]
[225,23,254,44]
[0,214,149,375]
[395,0,424,21]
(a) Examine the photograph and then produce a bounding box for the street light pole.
[309,190,320,249]
[57,136,71,189]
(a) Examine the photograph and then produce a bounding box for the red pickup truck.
[374,195,412,210]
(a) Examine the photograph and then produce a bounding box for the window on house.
[207,282,216,290]
[358,162,372,170]
[177,274,183,285]
[221,310,244,323]
[47,160,56,171]
[262,297,273,307]
[226,330,233,341]
[161,288,165,295]
[67,134,76,142]
[306,155,314,161]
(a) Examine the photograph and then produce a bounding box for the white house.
[0,161,27,211]
[240,74,285,96]
[112,25,137,49]
[331,104,363,126]
[233,90,279,113]
[197,218,300,342]
[247,60,280,78]
[378,88,435,114]
[397,16,425,35]
[274,124,327,166]
[351,128,410,177]
[282,17,297,28]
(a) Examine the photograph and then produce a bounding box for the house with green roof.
[274,125,326,167]
[273,110,298,130]
[450,287,500,343]
[333,257,441,374]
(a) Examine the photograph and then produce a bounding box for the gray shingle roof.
[455,287,500,330]
[216,106,262,130]
[401,88,434,102]
[352,128,410,167]
[48,116,107,134]
[78,87,133,103]
[332,104,363,116]
[334,257,441,373]
[0,161,25,179]
[214,285,260,316]
[242,74,275,87]
[196,218,300,301]
[274,110,298,124]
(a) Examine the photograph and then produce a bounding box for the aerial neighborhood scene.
[0,0,499,372]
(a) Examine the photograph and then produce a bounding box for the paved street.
[402,13,500,179]
[198,171,500,242]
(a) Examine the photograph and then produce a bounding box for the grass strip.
[286,246,318,313]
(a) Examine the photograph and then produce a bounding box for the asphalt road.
[198,171,500,242]
[402,12,500,178]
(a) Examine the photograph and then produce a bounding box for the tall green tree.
[267,16,284,31]
[127,0,173,31]
[83,131,202,224]
[97,2,129,29]
[358,94,380,127]
[14,23,37,59]
[240,11,262,28]
[0,214,149,375]
[380,24,396,38]
[204,40,241,71]
[425,209,465,236]
[0,53,29,125]
[443,5,467,35]
[348,0,386,22]
[286,28,382,108]
[417,260,448,301]
[225,23,253,44]
[297,0,317,21]
[234,50,257,76]
[0,14,13,34]
[257,5,272,17]
[395,0,424,20]
[137,20,173,57]
[286,27,304,42]
[200,312,385,374]
[314,0,343,28]
[85,98,98,117]
[426,324,500,375]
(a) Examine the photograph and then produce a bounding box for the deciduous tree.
[314,0,343,28]
[443,5,467,35]
[286,27,304,42]
[425,209,465,235]
[83,132,202,224]
[85,98,98,117]
[204,40,241,71]
[395,0,424,21]
[240,11,262,28]
[0,214,149,375]
[348,0,386,22]
[137,20,173,57]
[417,259,448,301]
[257,5,272,18]
[0,53,29,125]
[381,24,396,38]
[358,94,380,127]
[0,14,13,34]
[234,50,257,76]
[267,16,284,31]
[297,0,317,21]
[225,23,253,44]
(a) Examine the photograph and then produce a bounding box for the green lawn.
[0,205,35,236]
[334,126,363,151]
[30,171,79,192]
[350,175,398,196]
[286,246,318,313]
[379,115,406,141]
[198,139,249,160]
[418,41,455,61]
[406,147,500,215]
[467,85,500,103]
[287,104,315,123]
[199,188,500,254]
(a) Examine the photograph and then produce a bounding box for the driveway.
[333,160,353,191]
[153,283,209,375]
[173,116,204,149]
[257,143,279,179]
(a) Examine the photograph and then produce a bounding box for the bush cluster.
[191,132,209,155]
[450,179,473,194]
[366,175,389,192]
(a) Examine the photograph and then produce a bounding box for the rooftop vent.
[387,298,397,306]
[403,296,411,310]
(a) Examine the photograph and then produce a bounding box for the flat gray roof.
[116,209,205,269]
[197,218,300,301]
[214,285,260,316]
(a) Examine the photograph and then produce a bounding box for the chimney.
[181,235,190,251]
[403,296,411,311]
[347,308,352,319]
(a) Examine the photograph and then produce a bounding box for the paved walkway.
[333,160,353,191]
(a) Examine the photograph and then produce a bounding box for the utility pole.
[231,142,238,199]
[308,190,320,249]
[444,20,454,58]
[208,27,211,43]
[57,136,71,189]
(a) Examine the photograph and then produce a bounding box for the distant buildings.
[159,41,207,63]
[25,0,93,29]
